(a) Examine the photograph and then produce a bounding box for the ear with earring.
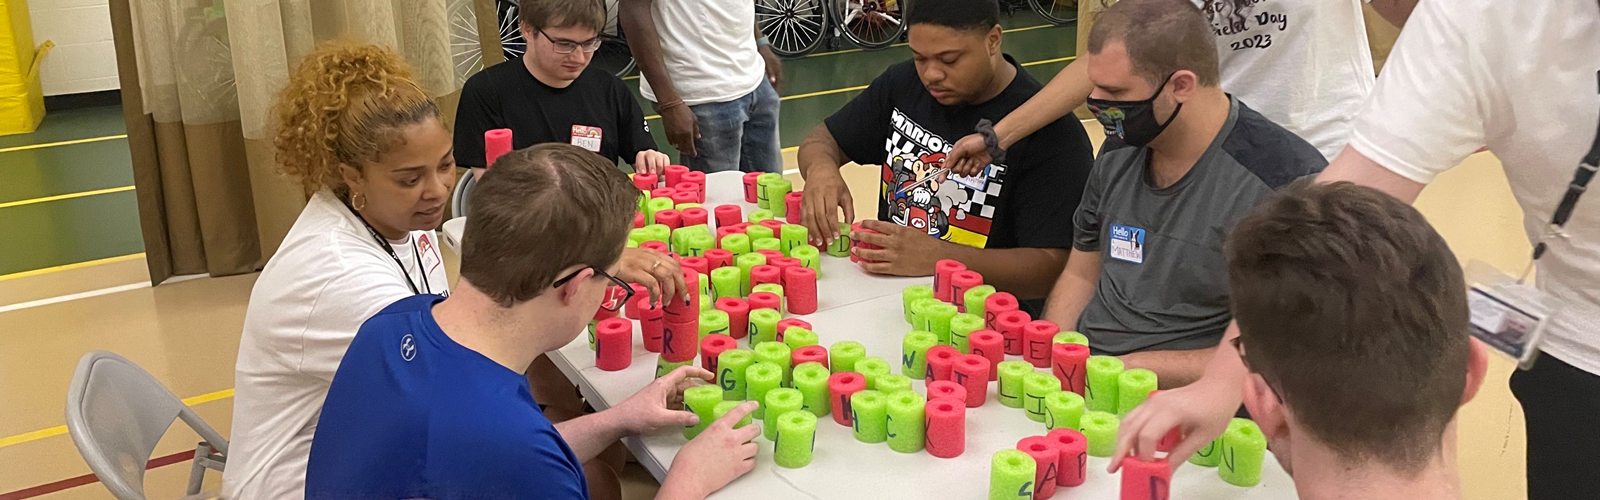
[352,191,368,211]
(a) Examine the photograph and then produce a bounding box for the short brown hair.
[519,0,606,34]
[1087,0,1221,87]
[1226,181,1469,474]
[461,144,637,307]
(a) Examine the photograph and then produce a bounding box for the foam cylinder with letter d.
[1120,457,1172,500]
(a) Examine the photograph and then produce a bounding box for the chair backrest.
[65,351,229,500]
[451,170,476,218]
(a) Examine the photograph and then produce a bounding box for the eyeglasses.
[553,266,633,311]
[536,29,602,54]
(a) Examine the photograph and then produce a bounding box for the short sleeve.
[453,71,502,169]
[616,78,658,162]
[299,237,421,382]
[1072,156,1111,252]
[1001,119,1094,249]
[822,68,898,166]
[1346,0,1489,184]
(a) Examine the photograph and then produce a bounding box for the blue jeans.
[684,79,781,173]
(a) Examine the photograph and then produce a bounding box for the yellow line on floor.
[0,389,234,449]
[0,134,128,154]
[1021,55,1075,67]
[0,253,145,283]
[0,185,135,210]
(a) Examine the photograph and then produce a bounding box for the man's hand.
[800,168,854,246]
[852,219,944,277]
[1109,376,1239,473]
[660,104,700,157]
[616,247,687,307]
[759,46,784,90]
[612,365,715,434]
[635,150,671,175]
[659,401,761,499]
[946,133,991,177]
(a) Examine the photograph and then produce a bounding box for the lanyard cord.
[343,199,430,295]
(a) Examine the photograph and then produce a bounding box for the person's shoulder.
[1221,100,1328,189]
[879,59,920,86]
[462,60,522,93]
[261,192,383,278]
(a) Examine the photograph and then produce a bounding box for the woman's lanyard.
[343,199,432,295]
[1521,106,1600,282]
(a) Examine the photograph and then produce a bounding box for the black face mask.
[1086,73,1183,148]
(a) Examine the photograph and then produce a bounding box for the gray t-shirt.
[1073,97,1326,354]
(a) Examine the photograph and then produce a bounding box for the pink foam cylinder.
[1018,436,1062,499]
[682,170,706,188]
[771,256,802,275]
[633,173,658,191]
[716,298,751,340]
[656,209,684,230]
[828,372,867,426]
[984,292,1021,330]
[662,319,698,362]
[784,192,804,224]
[665,165,689,187]
[681,257,710,278]
[640,240,671,256]
[640,307,665,353]
[1024,320,1060,368]
[681,207,709,228]
[953,354,991,407]
[715,205,743,228]
[784,266,819,315]
[595,318,633,371]
[969,330,1004,381]
[593,300,620,321]
[1052,343,1091,395]
[756,249,784,261]
[926,345,960,383]
[651,187,677,200]
[950,271,984,311]
[927,380,966,405]
[704,249,733,270]
[624,284,650,319]
[759,219,785,234]
[674,182,702,203]
[1119,457,1172,500]
[777,318,812,342]
[663,270,700,322]
[1048,428,1089,487]
[934,259,967,302]
[742,172,762,203]
[633,212,646,229]
[925,399,966,458]
[716,226,743,244]
[793,345,829,370]
[700,334,738,379]
[748,292,782,314]
[1151,390,1179,453]
[484,129,512,168]
[672,191,698,206]
[997,310,1032,356]
[750,265,783,290]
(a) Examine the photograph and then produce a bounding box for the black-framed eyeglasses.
[554,266,633,311]
[536,29,602,54]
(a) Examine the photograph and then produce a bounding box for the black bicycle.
[758,0,1075,58]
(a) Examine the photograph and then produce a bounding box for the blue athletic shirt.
[305,294,588,500]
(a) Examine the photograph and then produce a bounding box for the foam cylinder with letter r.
[1045,391,1086,431]
[633,172,658,191]
[715,204,743,228]
[830,341,865,374]
[950,271,984,308]
[700,335,737,377]
[902,285,936,325]
[698,310,730,338]
[828,222,853,257]
[721,233,752,256]
[657,357,693,378]
[764,389,806,439]
[1024,372,1060,423]
[997,310,1031,356]
[711,268,741,301]
[1052,343,1090,395]
[753,341,792,386]
[484,129,513,167]
[927,380,967,405]
[855,356,893,390]
[791,245,821,276]
[964,284,997,316]
[934,259,967,302]
[1024,321,1060,368]
[715,297,749,339]
[664,165,689,187]
[1120,457,1172,500]
[784,191,804,224]
[1086,355,1125,414]
[989,449,1036,500]
[1219,418,1267,487]
[902,331,939,379]
[783,327,819,350]
[985,292,1020,330]
[747,292,781,318]
[717,348,755,400]
[773,409,817,468]
[1047,428,1089,487]
[746,362,783,419]
[641,307,665,353]
[1017,436,1061,499]
[792,345,828,370]
[742,172,762,203]
[886,391,926,453]
[950,313,985,354]
[998,361,1034,409]
[875,373,913,395]
[925,345,960,383]
[970,330,1004,381]
[783,266,819,315]
[595,318,633,371]
[828,372,867,426]
[683,385,723,439]
[850,389,889,443]
[953,354,991,407]
[791,362,832,418]
[1080,411,1121,457]
[1118,369,1158,416]
[662,319,699,363]
[711,400,751,429]
[736,253,767,295]
[663,271,701,323]
[926,399,967,459]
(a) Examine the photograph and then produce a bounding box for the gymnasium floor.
[0,13,1531,500]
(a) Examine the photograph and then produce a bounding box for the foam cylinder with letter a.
[784,266,819,315]
[902,285,936,325]
[850,389,889,443]
[742,172,762,203]
[792,345,828,370]
[1047,428,1089,487]
[746,362,783,419]
[970,330,1004,381]
[1024,321,1060,368]
[886,391,926,453]
[484,129,513,167]
[985,292,1020,330]
[664,165,689,187]
[830,341,865,374]
[989,449,1036,500]
[902,331,939,380]
[927,380,967,405]
[855,357,893,390]
[998,361,1033,409]
[764,388,803,441]
[997,310,1031,356]
[828,371,867,426]
[926,399,967,459]
[934,259,967,302]
[1219,418,1267,487]
[950,271,984,309]
[1079,411,1121,457]
[1120,457,1172,500]
[953,354,991,407]
[704,249,733,271]
[792,362,832,418]
[773,409,817,468]
[747,308,782,345]
[1017,436,1061,499]
[1086,355,1125,414]
[699,334,737,378]
[1045,391,1086,431]
[595,318,633,371]
[964,284,997,316]
[950,313,985,354]
[785,191,804,224]
[717,348,756,400]
[1052,343,1090,395]
[1024,372,1060,423]
[1117,369,1158,416]
[753,341,793,386]
[925,345,959,383]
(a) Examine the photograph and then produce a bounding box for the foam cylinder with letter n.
[699,335,737,378]
[985,292,1020,330]
[1086,355,1125,414]
[753,341,792,386]
[953,354,991,407]
[964,284,997,316]
[1118,369,1158,416]
[1052,343,1090,395]
[1047,428,1089,487]
[1079,411,1120,457]
[1189,436,1223,467]
[850,389,889,443]
[791,362,832,418]
[998,361,1033,408]
[886,391,926,453]
[875,373,913,395]
[715,204,743,228]
[970,330,1004,381]
[595,318,633,371]
[855,357,893,390]
[774,409,817,468]
[1024,372,1060,423]
[717,348,755,400]
[1219,418,1267,487]
[1045,391,1086,431]
[792,345,828,370]
[830,341,865,374]
[742,172,762,203]
[746,362,783,419]
[902,331,939,379]
[989,449,1036,500]
[902,285,936,325]
[950,313,984,354]
[784,266,819,314]
[715,297,749,339]
[1024,321,1060,368]
[997,310,1031,356]
[785,191,804,224]
[699,310,730,338]
[828,372,867,426]
[1120,457,1172,500]
[927,380,967,405]
[1017,436,1061,499]
[934,259,967,302]
[926,399,966,459]
[683,385,723,439]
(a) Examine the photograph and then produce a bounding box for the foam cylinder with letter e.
[875,373,913,395]
[850,389,888,443]
[828,372,867,426]
[926,303,959,346]
[715,297,750,339]
[954,354,991,407]
[792,362,832,418]
[717,349,755,400]
[753,341,792,386]
[1079,411,1121,457]
[774,410,817,468]
[927,380,967,405]
[1120,457,1172,500]
[1024,321,1060,368]
[1118,369,1158,416]
[683,385,723,439]
[998,361,1033,408]
[792,345,828,370]
[1219,418,1266,487]
[902,331,939,379]
[970,330,1004,381]
[950,313,985,353]
[985,292,1020,330]
[1024,372,1060,423]
[747,306,782,345]
[595,318,633,371]
[830,341,865,374]
[785,191,804,224]
[1086,356,1125,414]
[934,259,967,302]
[855,357,893,390]
[1017,436,1061,499]
[964,285,997,316]
[784,266,818,314]
[1047,428,1089,487]
[997,310,1031,356]
[747,362,784,419]
[989,449,1036,500]
[1052,343,1090,395]
[902,285,936,325]
[700,335,737,377]
[886,391,926,453]
[926,399,967,459]
[1045,391,1086,431]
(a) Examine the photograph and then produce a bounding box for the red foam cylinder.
[624,284,650,319]
[748,292,782,314]
[681,257,710,278]
[1017,436,1062,499]
[681,207,709,228]
[633,173,658,191]
[716,298,751,339]
[663,271,701,322]
[484,129,512,168]
[1052,343,1091,395]
[716,226,742,244]
[665,165,689,187]
[784,266,818,315]
[715,205,743,228]
[1024,320,1060,368]
[925,399,966,458]
[934,259,967,302]
[969,330,1004,382]
[650,187,677,200]
[984,292,1021,330]
[759,219,785,233]
[770,257,801,275]
[594,298,620,321]
[640,241,671,255]
[662,319,699,362]
[595,318,633,371]
[655,209,683,230]
[926,345,959,383]
[849,223,877,263]
[1048,428,1089,487]
[997,310,1032,356]
[777,318,812,342]
[927,380,966,405]
[1151,390,1179,453]
[633,212,646,229]
[784,192,804,224]
[671,191,698,206]
[953,354,991,408]
[950,270,984,312]
[828,372,867,426]
[674,182,702,203]
[700,334,738,379]
[792,345,828,369]
[1119,457,1172,500]
[640,308,665,353]
[742,172,762,203]
[750,265,783,290]
[756,249,785,261]
[704,249,734,270]
[682,170,706,188]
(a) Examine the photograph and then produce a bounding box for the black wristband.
[975,119,1007,165]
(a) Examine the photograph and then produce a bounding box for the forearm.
[1318,146,1426,203]
[1190,322,1249,397]
[1041,250,1098,328]
[995,59,1090,148]
[1120,347,1217,389]
[621,0,679,104]
[798,125,847,180]
[553,410,634,463]
[936,245,1068,300]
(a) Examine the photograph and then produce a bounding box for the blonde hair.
[270,41,442,197]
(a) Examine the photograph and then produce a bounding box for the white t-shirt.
[1349,0,1600,374]
[223,190,450,500]
[1197,0,1375,160]
[638,0,764,106]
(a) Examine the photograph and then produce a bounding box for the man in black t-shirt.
[797,0,1094,300]
[454,0,667,174]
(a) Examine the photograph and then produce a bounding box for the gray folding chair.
[451,168,476,219]
[65,351,228,500]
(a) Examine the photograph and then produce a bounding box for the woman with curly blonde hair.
[224,41,458,500]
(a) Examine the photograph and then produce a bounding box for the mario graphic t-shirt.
[824,56,1093,250]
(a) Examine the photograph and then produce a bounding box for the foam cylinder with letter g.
[997,310,1031,356]
[717,349,755,401]
[989,449,1035,500]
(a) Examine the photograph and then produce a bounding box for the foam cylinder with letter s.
[950,313,985,354]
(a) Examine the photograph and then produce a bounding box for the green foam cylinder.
[629,228,652,246]
[949,313,984,353]
[925,302,959,346]
[638,191,648,214]
[1085,355,1125,414]
[989,449,1037,500]
[1117,368,1158,416]
[768,179,794,214]
[1024,372,1060,423]
[627,239,639,248]
[646,198,674,224]
[685,232,715,257]
[699,310,731,338]
[885,391,927,453]
[752,237,783,254]
[902,331,939,378]
[717,349,756,400]
[780,224,808,256]
[712,400,752,428]
[699,274,713,303]
[997,361,1033,408]
[684,385,724,440]
[756,173,782,209]
[827,222,852,257]
[676,202,702,211]
[753,342,792,386]
[749,209,775,223]
[700,293,713,312]
[711,267,741,300]
[1044,391,1086,431]
[791,362,832,417]
[644,224,671,243]
[1220,418,1267,486]
[855,356,892,389]
[963,285,997,320]
[902,285,936,325]
[746,362,783,419]
[910,297,944,332]
[746,224,776,242]
[791,245,821,277]
[587,320,599,350]
[783,327,819,349]
[1189,437,1223,467]
[830,341,865,374]
[773,410,817,468]
[875,373,914,395]
[1053,331,1089,346]
[763,388,804,441]
[657,357,693,378]
[736,253,768,295]
[721,233,752,256]
[748,308,782,345]
[1079,411,1120,457]
[850,389,889,443]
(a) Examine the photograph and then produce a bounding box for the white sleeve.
[1346,0,1491,184]
[298,238,420,382]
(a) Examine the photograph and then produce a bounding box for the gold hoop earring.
[352,192,368,211]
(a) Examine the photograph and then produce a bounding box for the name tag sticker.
[571,125,603,152]
[1108,224,1145,264]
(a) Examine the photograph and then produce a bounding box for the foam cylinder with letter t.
[1048,428,1089,487]
[985,292,1020,330]
[746,362,783,419]
[989,449,1036,500]
[791,362,832,418]
[1017,436,1061,499]
[934,259,967,302]
[1086,355,1125,414]
[950,313,984,354]
[886,391,926,453]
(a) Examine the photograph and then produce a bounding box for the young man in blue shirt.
[306,143,759,500]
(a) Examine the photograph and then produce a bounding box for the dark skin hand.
[851,219,947,276]
[621,0,699,157]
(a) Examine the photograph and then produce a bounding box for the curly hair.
[270,41,442,198]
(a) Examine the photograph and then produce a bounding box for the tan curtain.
[109,0,476,283]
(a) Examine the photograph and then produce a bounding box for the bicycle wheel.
[758,0,828,57]
[592,34,638,77]
[832,0,905,50]
[1027,0,1077,26]
[497,0,527,62]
